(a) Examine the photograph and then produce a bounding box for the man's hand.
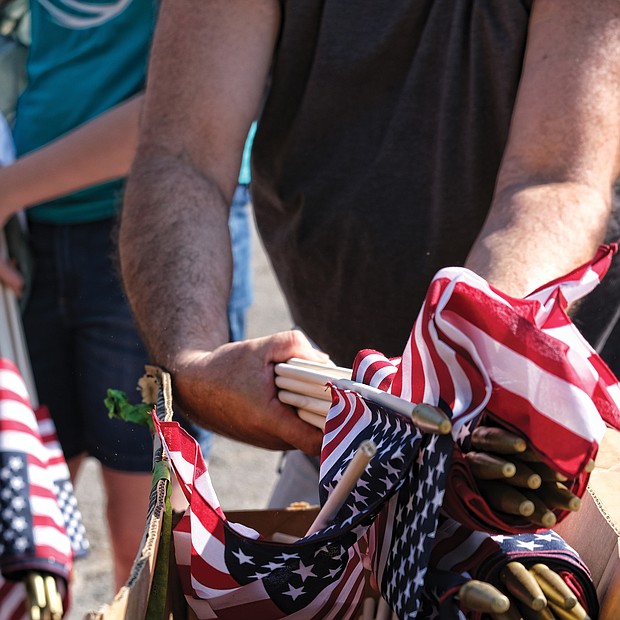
[171,330,329,454]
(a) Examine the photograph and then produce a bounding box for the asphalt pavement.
[67,212,292,619]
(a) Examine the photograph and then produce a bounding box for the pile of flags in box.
[0,359,89,619]
[157,244,620,618]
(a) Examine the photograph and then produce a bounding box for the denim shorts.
[22,192,252,471]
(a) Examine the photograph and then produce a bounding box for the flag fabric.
[322,386,453,619]
[419,518,598,619]
[155,379,453,619]
[0,358,88,619]
[157,246,618,618]
[352,244,620,533]
[157,413,364,619]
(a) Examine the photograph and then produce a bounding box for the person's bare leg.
[67,453,86,482]
[101,467,152,590]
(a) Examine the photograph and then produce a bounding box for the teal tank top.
[13,0,158,224]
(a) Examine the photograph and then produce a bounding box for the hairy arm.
[465,0,620,296]
[120,0,326,453]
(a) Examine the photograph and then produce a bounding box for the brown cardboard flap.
[225,505,320,540]
[85,477,169,620]
[555,427,620,619]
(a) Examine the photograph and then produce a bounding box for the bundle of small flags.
[420,518,597,619]
[350,243,620,534]
[0,358,89,619]
[156,245,620,618]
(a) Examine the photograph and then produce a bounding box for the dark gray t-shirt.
[251,0,620,372]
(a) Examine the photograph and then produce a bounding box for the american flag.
[157,246,618,618]
[0,358,88,619]
[419,518,598,619]
[354,244,620,533]
[323,386,453,619]
[155,379,452,619]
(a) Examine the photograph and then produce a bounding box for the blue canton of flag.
[0,452,35,562]
[53,478,89,558]
[36,405,89,559]
[222,523,365,616]
[322,387,454,619]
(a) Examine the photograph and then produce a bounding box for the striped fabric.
[0,358,87,620]
[352,244,620,532]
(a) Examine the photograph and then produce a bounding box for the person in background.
[3,0,253,589]
[0,111,13,165]
[118,0,620,472]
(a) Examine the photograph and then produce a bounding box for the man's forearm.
[119,151,233,368]
[0,95,142,217]
[466,0,620,297]
[465,182,611,297]
[119,0,280,367]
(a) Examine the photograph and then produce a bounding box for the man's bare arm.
[121,0,276,365]
[119,0,326,453]
[466,0,620,296]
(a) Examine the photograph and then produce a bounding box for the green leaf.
[105,388,154,432]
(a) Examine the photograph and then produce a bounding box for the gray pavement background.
[67,212,292,619]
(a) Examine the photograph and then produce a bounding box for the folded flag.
[0,358,88,619]
[351,244,620,532]
[323,385,453,619]
[420,518,598,619]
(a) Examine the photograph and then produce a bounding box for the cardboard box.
[84,476,170,620]
[555,427,620,620]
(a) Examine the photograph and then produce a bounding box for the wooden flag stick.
[44,574,63,620]
[465,451,517,479]
[286,357,352,379]
[331,378,451,435]
[297,408,326,430]
[277,390,332,416]
[500,562,547,611]
[458,580,511,614]
[275,362,349,387]
[547,600,591,620]
[0,285,15,363]
[471,426,527,454]
[275,375,333,401]
[506,461,542,490]
[539,482,582,512]
[521,490,557,529]
[305,439,376,536]
[530,564,578,610]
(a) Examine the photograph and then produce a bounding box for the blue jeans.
[22,189,252,471]
[228,184,253,341]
